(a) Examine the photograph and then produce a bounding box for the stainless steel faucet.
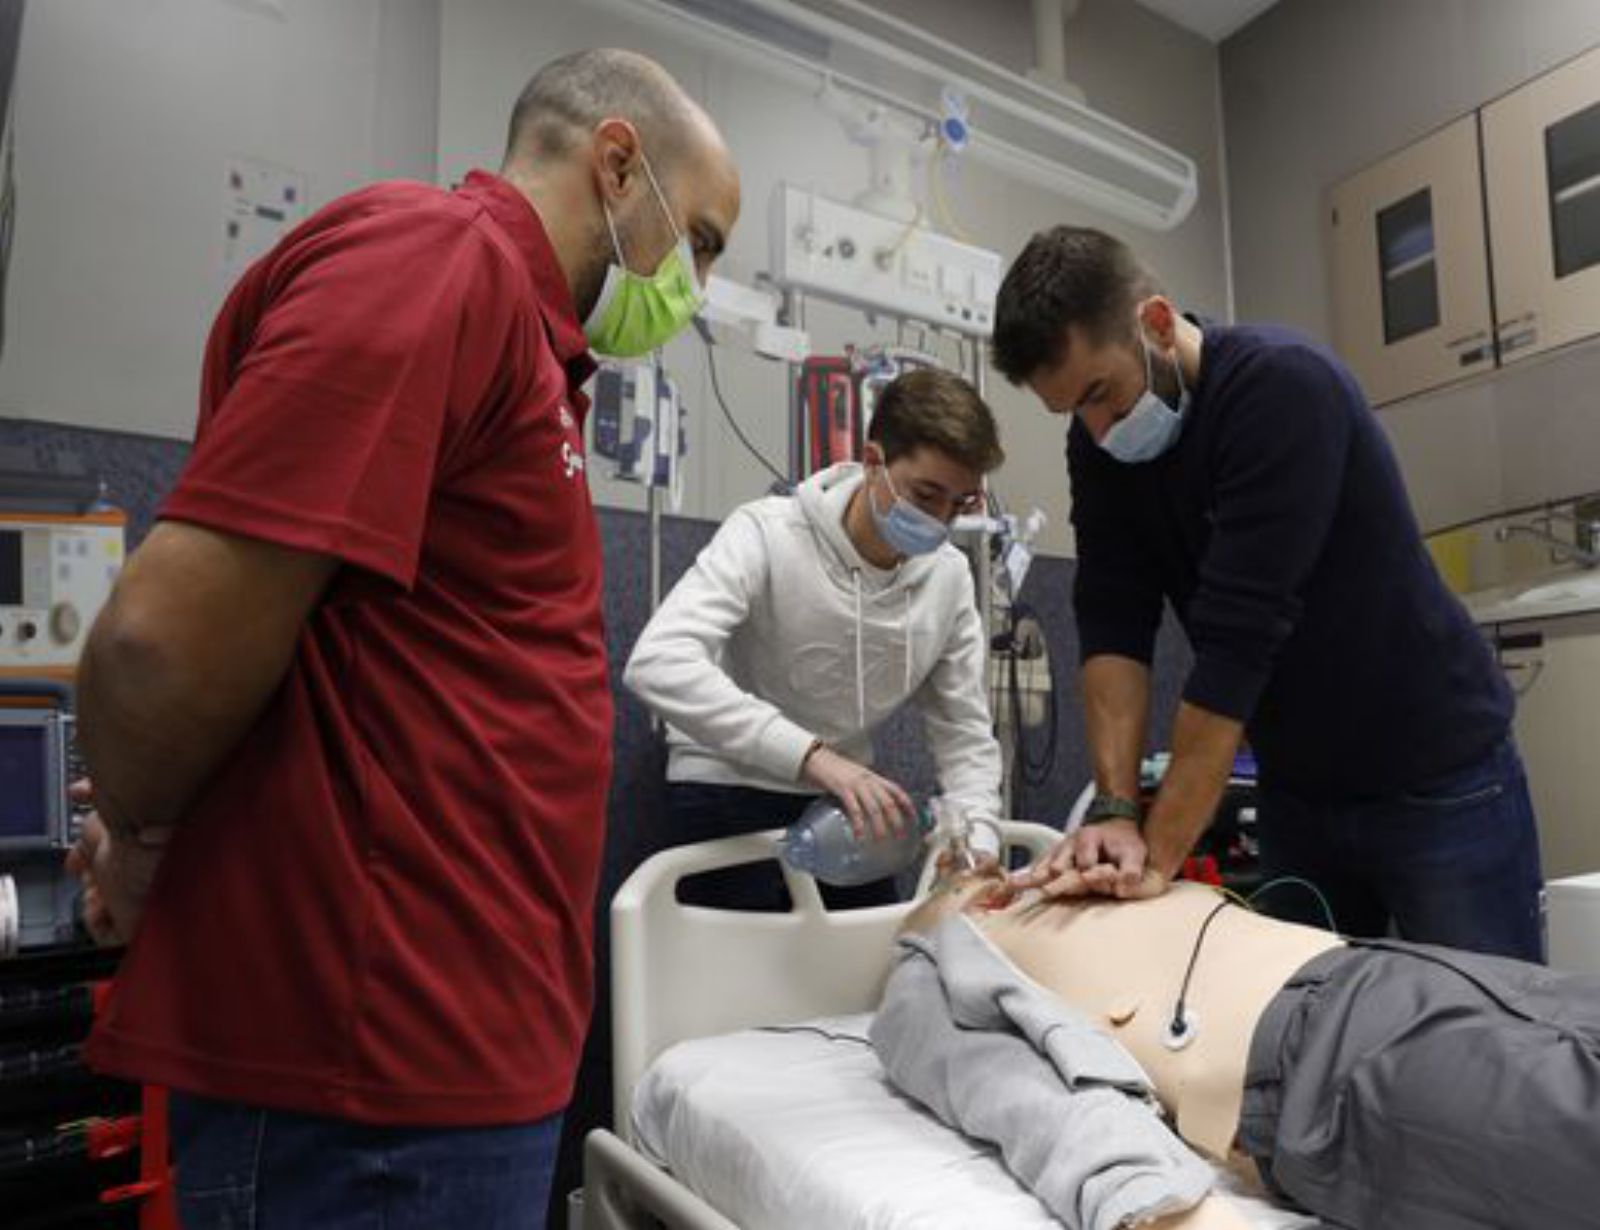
[1495,501,1600,569]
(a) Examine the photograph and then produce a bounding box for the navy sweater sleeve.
[1068,419,1165,666]
[1181,343,1352,722]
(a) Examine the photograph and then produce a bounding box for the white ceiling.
[1130,0,1282,43]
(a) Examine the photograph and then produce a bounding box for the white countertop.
[1462,568,1600,626]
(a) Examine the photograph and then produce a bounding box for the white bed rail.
[582,1129,740,1230]
[609,821,1061,1135]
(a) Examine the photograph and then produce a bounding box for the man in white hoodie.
[625,368,1006,908]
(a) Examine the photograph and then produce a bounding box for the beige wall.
[440,0,1232,555]
[0,0,440,441]
[0,0,1229,562]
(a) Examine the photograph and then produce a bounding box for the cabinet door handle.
[1445,330,1488,347]
[1496,313,1538,350]
[1501,656,1545,696]
[1498,327,1538,355]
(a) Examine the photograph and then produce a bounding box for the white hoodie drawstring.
[853,569,867,729]
[903,589,913,696]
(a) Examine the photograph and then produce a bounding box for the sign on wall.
[221,156,307,285]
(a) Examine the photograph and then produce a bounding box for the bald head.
[505,48,720,181]
[500,48,740,325]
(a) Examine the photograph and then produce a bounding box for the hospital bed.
[580,823,1317,1230]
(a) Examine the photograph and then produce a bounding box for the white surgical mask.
[1100,322,1190,465]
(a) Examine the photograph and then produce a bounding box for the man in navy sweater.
[991,226,1541,961]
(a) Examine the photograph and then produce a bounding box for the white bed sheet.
[632,1013,1319,1230]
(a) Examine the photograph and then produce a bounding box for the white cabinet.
[1482,43,1600,366]
[1329,115,1495,406]
[1497,612,1600,879]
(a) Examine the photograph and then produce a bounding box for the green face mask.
[582,153,705,358]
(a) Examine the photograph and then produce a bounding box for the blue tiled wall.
[1,414,1185,839]
[0,419,189,547]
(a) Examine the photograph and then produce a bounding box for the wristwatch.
[1081,792,1142,827]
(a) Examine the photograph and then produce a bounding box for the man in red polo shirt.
[64,48,739,1229]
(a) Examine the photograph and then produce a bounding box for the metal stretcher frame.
[582,821,1062,1230]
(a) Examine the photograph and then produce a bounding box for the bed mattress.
[631,1013,1319,1230]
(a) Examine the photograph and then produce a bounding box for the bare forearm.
[75,522,335,838]
[77,619,291,837]
[1142,700,1244,879]
[1081,654,1150,799]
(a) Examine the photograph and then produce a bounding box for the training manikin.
[878,869,1600,1230]
[977,880,1337,1161]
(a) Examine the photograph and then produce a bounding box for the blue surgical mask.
[870,465,950,557]
[1100,327,1190,465]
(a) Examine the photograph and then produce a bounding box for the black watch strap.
[1082,792,1142,826]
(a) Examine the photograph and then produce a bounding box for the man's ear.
[1135,295,1178,349]
[591,117,644,204]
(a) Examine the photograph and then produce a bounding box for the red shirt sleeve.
[163,202,521,587]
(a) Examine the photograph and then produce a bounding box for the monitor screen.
[0,724,49,840]
[0,529,20,605]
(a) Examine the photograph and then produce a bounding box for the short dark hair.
[990,226,1162,385]
[869,369,1004,474]
[504,49,702,174]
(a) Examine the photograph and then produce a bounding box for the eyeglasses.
[947,490,987,517]
[875,456,988,522]
[890,472,985,520]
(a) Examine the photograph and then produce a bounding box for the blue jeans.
[1255,738,1545,962]
[665,782,900,911]
[170,1093,562,1230]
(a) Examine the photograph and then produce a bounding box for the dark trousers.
[665,781,900,911]
[1255,737,1545,961]
[1241,939,1600,1229]
[171,1093,562,1230]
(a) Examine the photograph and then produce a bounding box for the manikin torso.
[970,883,1343,1159]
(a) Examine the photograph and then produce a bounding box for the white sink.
[1511,572,1600,606]
[1464,570,1600,625]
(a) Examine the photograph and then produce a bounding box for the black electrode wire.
[982,490,1059,798]
[0,117,15,363]
[1005,601,1059,794]
[754,1023,872,1047]
[1019,631,1058,782]
[986,485,1054,805]
[1171,898,1233,1032]
[1007,649,1053,794]
[694,317,791,489]
[0,0,17,365]
[1005,651,1028,816]
[1248,876,1339,934]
